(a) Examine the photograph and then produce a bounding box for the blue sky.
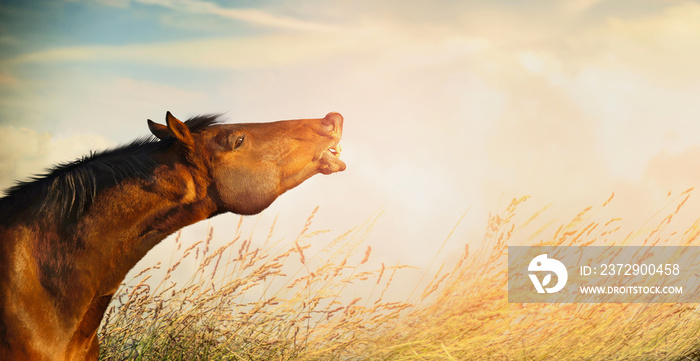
[3,0,700,294]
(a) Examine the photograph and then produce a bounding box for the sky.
[2,0,700,297]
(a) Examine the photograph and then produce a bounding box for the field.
[99,193,700,360]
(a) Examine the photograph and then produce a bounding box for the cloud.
[0,126,51,189]
[561,0,607,14]
[134,0,335,31]
[0,75,212,143]
[0,126,114,191]
[93,0,131,8]
[0,77,206,208]
[101,77,208,113]
[0,72,18,85]
[572,1,700,85]
[645,147,700,191]
[3,30,375,70]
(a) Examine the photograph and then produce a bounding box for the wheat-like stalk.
[100,195,700,360]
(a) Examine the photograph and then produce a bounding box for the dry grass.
[99,208,411,360]
[99,194,700,360]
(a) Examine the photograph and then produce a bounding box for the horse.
[0,111,345,360]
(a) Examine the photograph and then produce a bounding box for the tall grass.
[99,208,411,360]
[100,194,700,360]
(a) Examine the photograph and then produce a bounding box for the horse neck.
[70,156,218,296]
[0,155,218,357]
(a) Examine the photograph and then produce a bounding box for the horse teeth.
[329,145,341,157]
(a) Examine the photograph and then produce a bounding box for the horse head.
[147,111,346,215]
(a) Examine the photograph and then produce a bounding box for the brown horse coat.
[0,111,345,360]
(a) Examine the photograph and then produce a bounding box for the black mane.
[0,114,222,225]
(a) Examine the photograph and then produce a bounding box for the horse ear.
[165,111,195,149]
[147,119,170,140]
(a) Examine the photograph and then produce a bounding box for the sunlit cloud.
[603,1,700,84]
[2,30,377,69]
[0,126,114,190]
[134,0,337,31]
[560,0,607,14]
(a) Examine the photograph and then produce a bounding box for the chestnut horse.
[0,111,345,360]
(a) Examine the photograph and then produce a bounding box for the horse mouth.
[328,145,342,157]
[320,143,345,174]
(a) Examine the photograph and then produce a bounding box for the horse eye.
[234,134,245,149]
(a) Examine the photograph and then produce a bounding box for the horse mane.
[0,114,222,225]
